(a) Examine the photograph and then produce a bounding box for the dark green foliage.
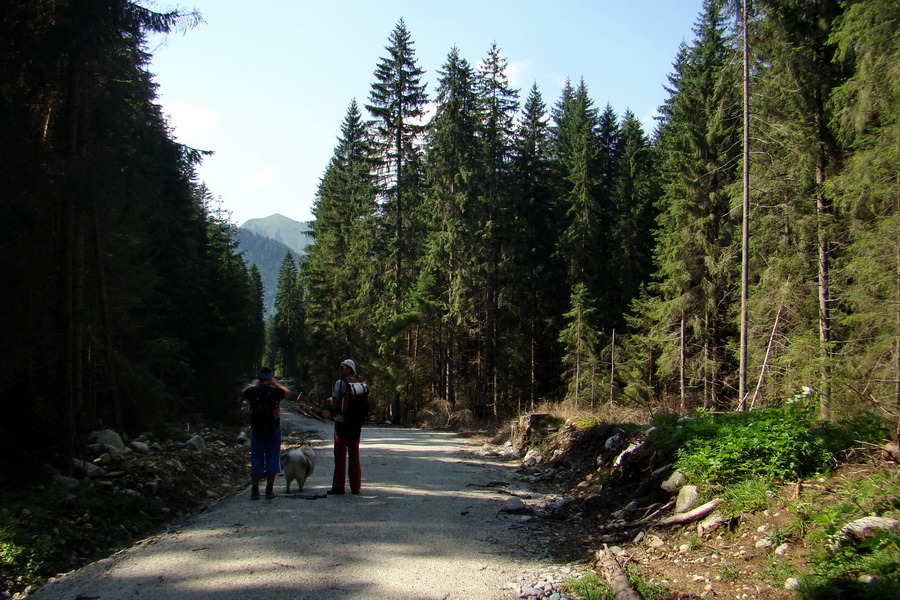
[798,470,900,599]
[0,1,262,462]
[648,402,893,487]
[815,411,894,456]
[294,4,898,436]
[673,405,833,482]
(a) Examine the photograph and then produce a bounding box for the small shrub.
[626,565,669,599]
[563,573,613,600]
[724,477,777,513]
[753,557,795,585]
[716,561,741,582]
[673,404,833,484]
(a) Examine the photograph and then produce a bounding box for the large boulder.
[185,434,207,452]
[90,429,126,453]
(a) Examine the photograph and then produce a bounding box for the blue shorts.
[250,427,282,477]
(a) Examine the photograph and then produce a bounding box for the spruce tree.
[750,0,847,416]
[476,43,519,416]
[559,284,604,405]
[638,0,742,409]
[509,83,565,410]
[366,19,429,306]
[828,0,899,432]
[608,110,657,327]
[419,46,483,409]
[0,0,240,457]
[272,253,305,379]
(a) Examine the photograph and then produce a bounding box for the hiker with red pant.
[326,359,368,495]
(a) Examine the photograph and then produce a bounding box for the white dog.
[281,445,315,493]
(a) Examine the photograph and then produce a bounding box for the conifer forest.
[1,0,897,466]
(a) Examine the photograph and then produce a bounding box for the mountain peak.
[240,214,312,254]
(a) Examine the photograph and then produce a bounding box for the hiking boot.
[265,486,276,500]
[251,487,260,500]
[326,488,345,495]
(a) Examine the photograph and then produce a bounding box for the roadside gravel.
[30,413,551,599]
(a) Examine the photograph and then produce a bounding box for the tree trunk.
[750,287,787,410]
[815,86,832,421]
[738,0,751,411]
[609,328,617,406]
[680,309,686,412]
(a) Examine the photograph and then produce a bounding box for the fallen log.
[295,402,330,422]
[657,498,724,527]
[595,545,641,600]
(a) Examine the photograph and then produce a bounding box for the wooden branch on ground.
[597,501,675,532]
[656,498,724,527]
[294,402,329,422]
[597,498,723,532]
[635,501,675,525]
[595,545,642,600]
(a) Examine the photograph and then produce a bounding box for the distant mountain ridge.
[236,214,312,315]
[241,213,312,254]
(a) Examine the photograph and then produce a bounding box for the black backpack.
[343,379,369,425]
[247,385,282,432]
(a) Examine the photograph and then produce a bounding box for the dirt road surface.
[31,413,544,599]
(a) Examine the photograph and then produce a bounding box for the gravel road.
[31,413,544,599]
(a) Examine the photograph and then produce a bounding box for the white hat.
[340,359,357,374]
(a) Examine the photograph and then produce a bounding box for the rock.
[775,543,790,556]
[71,458,107,479]
[675,485,699,512]
[236,431,249,443]
[91,429,126,453]
[55,475,80,490]
[651,464,673,480]
[130,441,151,454]
[755,539,773,549]
[831,516,900,549]
[500,497,529,513]
[184,434,207,452]
[661,470,687,493]
[697,511,727,537]
[613,442,643,468]
[604,433,623,450]
[645,534,665,548]
[784,577,801,590]
[522,448,543,466]
[881,442,900,463]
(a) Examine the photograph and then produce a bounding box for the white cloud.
[505,59,531,88]
[241,169,277,191]
[640,108,661,134]
[163,100,220,141]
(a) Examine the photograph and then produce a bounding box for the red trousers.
[332,428,361,493]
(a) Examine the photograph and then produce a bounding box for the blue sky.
[148,0,705,226]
